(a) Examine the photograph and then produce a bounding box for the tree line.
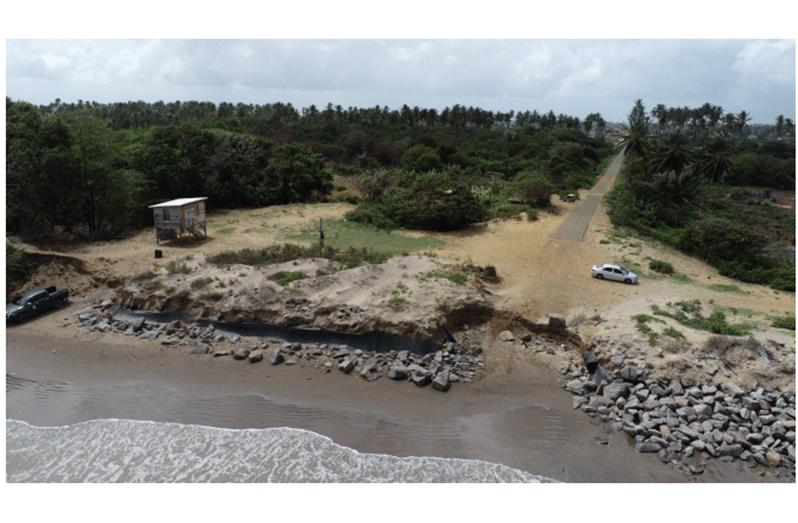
[608,99,795,291]
[37,98,608,133]
[6,99,331,240]
[6,95,792,248]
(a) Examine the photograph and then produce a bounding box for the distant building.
[148,197,208,244]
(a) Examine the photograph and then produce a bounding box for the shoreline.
[6,305,786,483]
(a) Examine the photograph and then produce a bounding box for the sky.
[3,4,796,125]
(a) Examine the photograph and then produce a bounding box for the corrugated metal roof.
[149,197,208,208]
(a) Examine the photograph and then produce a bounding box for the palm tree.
[615,112,650,179]
[735,110,752,133]
[707,104,724,129]
[642,169,702,225]
[775,114,785,135]
[649,131,693,175]
[650,104,668,133]
[693,135,736,207]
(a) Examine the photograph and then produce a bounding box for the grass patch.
[771,315,796,330]
[199,291,224,301]
[271,270,307,286]
[215,227,235,235]
[166,261,192,275]
[705,283,748,295]
[651,302,756,336]
[190,277,214,289]
[284,219,445,256]
[663,326,685,339]
[632,313,666,334]
[207,243,391,270]
[388,294,406,306]
[131,270,158,282]
[420,268,469,286]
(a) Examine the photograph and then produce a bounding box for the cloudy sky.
[4,4,796,125]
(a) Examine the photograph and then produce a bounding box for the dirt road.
[554,152,624,241]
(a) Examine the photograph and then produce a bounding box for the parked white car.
[591,264,638,285]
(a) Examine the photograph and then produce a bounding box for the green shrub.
[400,144,442,172]
[513,170,555,207]
[199,291,224,301]
[131,270,158,282]
[271,270,307,286]
[421,268,468,286]
[190,277,214,289]
[490,202,537,220]
[6,241,34,285]
[649,259,675,275]
[772,316,796,330]
[166,261,192,275]
[663,326,685,339]
[344,203,397,230]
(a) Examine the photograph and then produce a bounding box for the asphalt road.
[552,152,624,241]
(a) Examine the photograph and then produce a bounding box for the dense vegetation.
[6,97,614,240]
[607,100,795,291]
[6,95,794,293]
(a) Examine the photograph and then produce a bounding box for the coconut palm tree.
[650,104,668,133]
[693,135,736,207]
[615,112,650,179]
[637,169,702,225]
[735,110,752,133]
[649,131,693,175]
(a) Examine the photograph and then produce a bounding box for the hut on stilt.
[149,197,208,244]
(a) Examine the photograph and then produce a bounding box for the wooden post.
[319,218,325,257]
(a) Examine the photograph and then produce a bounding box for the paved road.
[552,152,624,241]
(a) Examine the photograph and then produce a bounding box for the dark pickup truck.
[6,286,69,323]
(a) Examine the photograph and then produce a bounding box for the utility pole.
[319,218,325,257]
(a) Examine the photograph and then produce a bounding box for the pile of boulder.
[561,350,796,478]
[69,300,484,393]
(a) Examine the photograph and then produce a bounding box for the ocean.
[6,371,559,483]
[6,418,550,483]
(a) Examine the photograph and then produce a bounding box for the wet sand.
[6,313,777,485]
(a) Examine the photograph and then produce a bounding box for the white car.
[591,264,638,285]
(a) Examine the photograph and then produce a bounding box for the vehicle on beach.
[591,264,638,285]
[6,286,69,323]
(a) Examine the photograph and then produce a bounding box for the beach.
[7,309,778,484]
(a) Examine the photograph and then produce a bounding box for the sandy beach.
[7,303,783,484]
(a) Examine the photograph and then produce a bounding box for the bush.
[166,261,192,275]
[663,326,685,339]
[271,270,307,286]
[131,270,157,282]
[421,268,468,286]
[772,316,796,330]
[6,241,34,286]
[513,170,555,207]
[649,259,675,275]
[190,277,214,289]
[347,169,487,232]
[400,144,442,172]
[490,202,537,220]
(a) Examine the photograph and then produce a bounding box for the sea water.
[6,419,552,483]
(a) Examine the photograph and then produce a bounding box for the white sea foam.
[6,419,555,483]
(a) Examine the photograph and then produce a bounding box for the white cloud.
[731,39,795,85]
[4,39,794,124]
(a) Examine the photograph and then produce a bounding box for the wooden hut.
[149,197,208,244]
